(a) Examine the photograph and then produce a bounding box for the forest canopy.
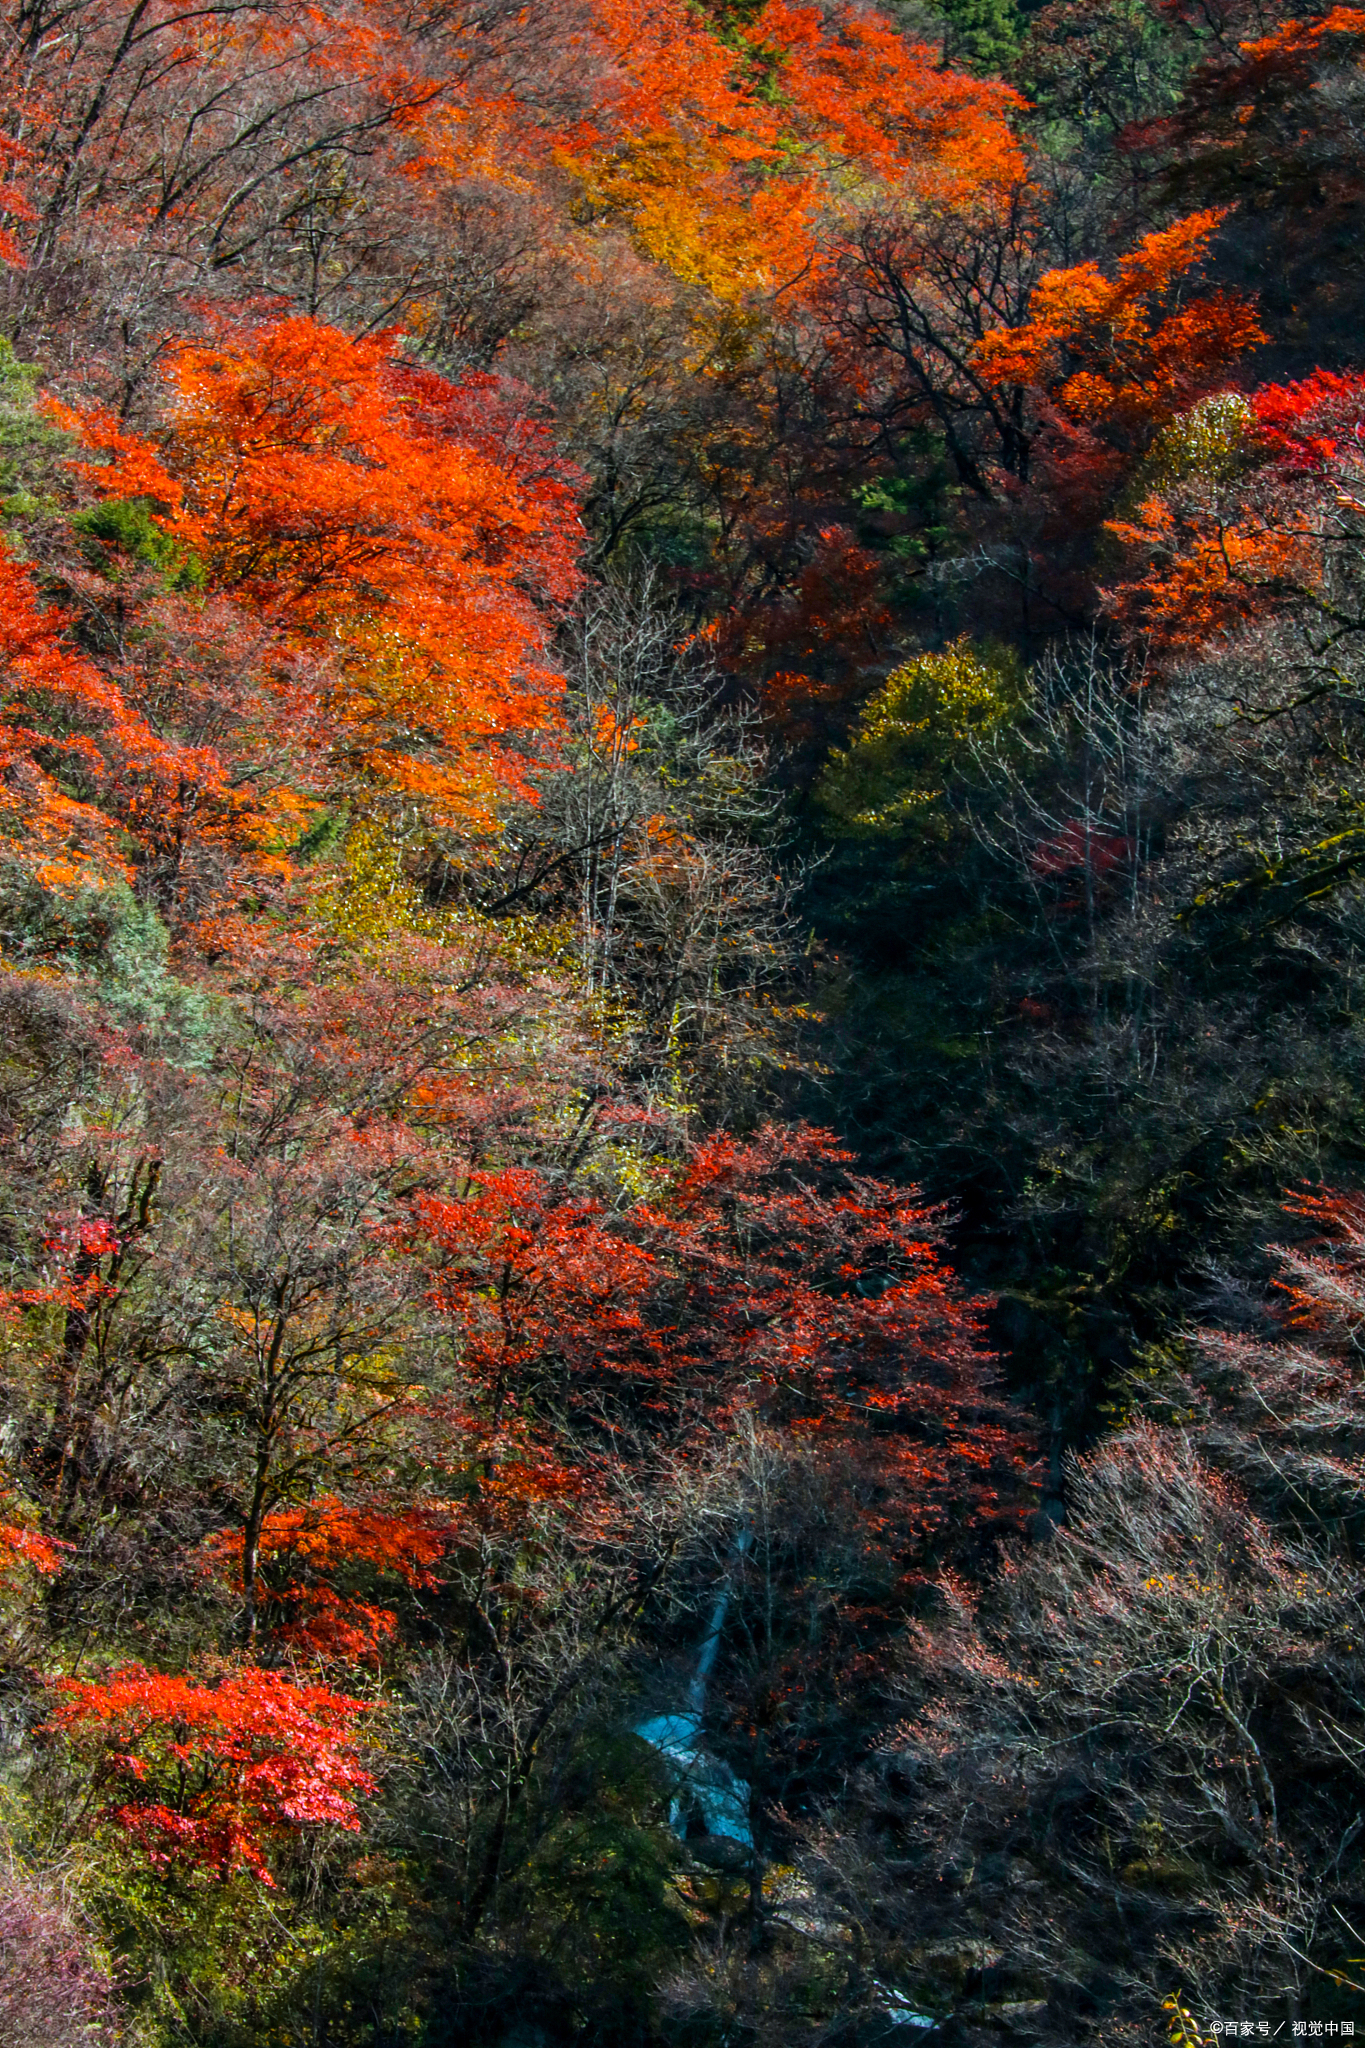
[2,0,1365,2042]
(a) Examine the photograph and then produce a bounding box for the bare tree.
[449,573,807,1118]
[771,1199,1365,2045]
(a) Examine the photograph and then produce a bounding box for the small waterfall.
[635,1527,753,1849]
[686,1525,751,1713]
[634,1536,944,2027]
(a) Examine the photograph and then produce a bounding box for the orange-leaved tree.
[54,318,585,828]
[0,544,272,899]
[1127,6,1365,257]
[971,209,1265,510]
[1106,370,1365,654]
[556,0,1025,304]
[0,1500,62,1580]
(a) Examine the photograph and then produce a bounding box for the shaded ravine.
[635,1528,754,1850]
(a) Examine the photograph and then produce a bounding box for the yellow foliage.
[1163,1993,1215,2046]
[314,817,446,953]
[1129,392,1255,497]
[570,132,816,303]
[815,638,1025,838]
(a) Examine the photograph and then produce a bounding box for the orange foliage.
[0,551,138,891]
[1234,6,1365,69]
[566,0,767,157]
[557,0,1025,300]
[973,211,1264,445]
[1107,492,1312,652]
[58,319,585,826]
[754,0,1025,194]
[1106,371,1365,652]
[0,129,34,268]
[0,542,295,900]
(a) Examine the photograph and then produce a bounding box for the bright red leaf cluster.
[47,1666,374,1885]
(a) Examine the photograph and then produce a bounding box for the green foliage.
[71,1835,424,2048]
[0,871,130,965]
[0,337,74,523]
[1127,391,1254,498]
[928,0,1022,75]
[509,1732,693,2000]
[291,805,350,863]
[411,1729,695,2048]
[0,872,216,1052]
[1016,0,1191,154]
[851,453,954,602]
[98,888,215,1050]
[815,637,1025,840]
[72,496,206,589]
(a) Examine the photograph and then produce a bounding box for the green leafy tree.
[815,637,1026,842]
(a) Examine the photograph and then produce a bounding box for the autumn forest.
[4,0,1365,2040]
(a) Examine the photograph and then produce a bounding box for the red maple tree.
[47,1666,375,1884]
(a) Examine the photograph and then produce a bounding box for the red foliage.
[1250,368,1365,467]
[0,129,34,269]
[748,529,894,744]
[417,1123,1035,1544]
[1128,6,1365,201]
[205,1500,456,1662]
[1030,822,1136,879]
[1266,1184,1365,1338]
[0,1518,63,1580]
[48,1666,374,1884]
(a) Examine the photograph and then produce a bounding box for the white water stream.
[633,1529,943,2031]
[635,1528,753,1847]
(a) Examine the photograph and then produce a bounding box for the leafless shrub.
[0,1856,115,2048]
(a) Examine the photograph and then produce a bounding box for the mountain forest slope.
[2,0,1365,2041]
